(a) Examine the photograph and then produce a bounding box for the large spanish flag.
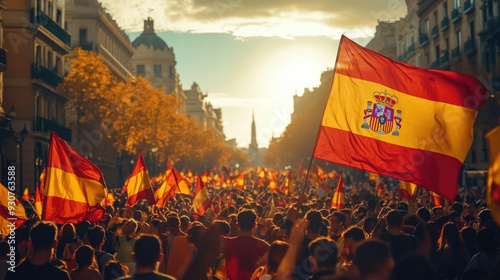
[0,183,27,235]
[125,152,155,206]
[314,36,488,202]
[193,174,211,218]
[486,126,500,225]
[43,132,106,224]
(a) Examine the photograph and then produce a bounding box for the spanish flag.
[486,126,500,225]
[235,173,245,189]
[154,163,175,207]
[0,183,27,236]
[43,132,106,224]
[39,167,46,194]
[21,187,31,201]
[314,36,488,202]
[193,174,211,218]
[330,172,345,209]
[34,185,43,219]
[124,152,155,206]
[430,191,445,207]
[399,181,418,200]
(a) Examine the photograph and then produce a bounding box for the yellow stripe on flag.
[46,167,105,206]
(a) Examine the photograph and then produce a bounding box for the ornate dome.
[132,17,168,51]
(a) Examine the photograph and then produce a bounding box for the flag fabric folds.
[313,35,488,202]
[43,132,106,224]
[486,126,500,225]
[0,183,27,236]
[330,172,345,209]
[193,174,211,218]
[125,152,155,206]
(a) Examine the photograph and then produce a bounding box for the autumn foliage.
[60,48,248,172]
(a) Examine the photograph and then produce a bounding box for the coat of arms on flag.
[361,90,402,136]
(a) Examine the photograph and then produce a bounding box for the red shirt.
[225,235,270,280]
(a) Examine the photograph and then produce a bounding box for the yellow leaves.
[60,48,248,171]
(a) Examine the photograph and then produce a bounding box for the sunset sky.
[100,0,407,147]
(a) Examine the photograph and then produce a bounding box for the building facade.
[131,17,186,114]
[3,0,71,191]
[395,0,421,66]
[365,20,398,60]
[185,82,225,139]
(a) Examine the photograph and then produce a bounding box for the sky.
[100,0,408,148]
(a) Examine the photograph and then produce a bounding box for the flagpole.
[300,35,346,195]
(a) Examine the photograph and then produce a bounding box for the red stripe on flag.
[314,126,460,201]
[43,196,105,224]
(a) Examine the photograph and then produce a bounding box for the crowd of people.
[1,175,500,280]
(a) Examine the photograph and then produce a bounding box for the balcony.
[464,0,474,14]
[31,63,63,88]
[441,17,450,30]
[440,50,449,65]
[74,41,96,52]
[431,25,438,38]
[451,8,461,23]
[430,60,440,69]
[407,43,416,55]
[479,18,500,39]
[451,47,461,59]
[30,8,71,46]
[420,33,429,45]
[33,116,72,142]
[0,48,6,72]
[464,38,475,53]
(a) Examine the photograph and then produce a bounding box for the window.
[137,65,145,76]
[445,38,449,51]
[154,64,162,77]
[47,50,53,70]
[469,21,475,43]
[55,57,61,74]
[424,19,430,34]
[433,11,438,27]
[79,29,87,46]
[443,3,448,17]
[456,30,462,50]
[169,66,174,78]
[56,9,62,24]
[454,0,460,9]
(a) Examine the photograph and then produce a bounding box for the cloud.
[99,0,407,39]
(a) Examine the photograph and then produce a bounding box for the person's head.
[416,207,431,222]
[87,225,106,248]
[477,228,499,253]
[308,237,338,271]
[478,209,492,229]
[451,202,464,215]
[103,261,127,280]
[354,240,394,280]
[180,215,190,231]
[306,210,323,234]
[438,222,461,250]
[166,216,180,232]
[363,217,378,234]
[121,219,138,237]
[187,224,207,249]
[367,199,377,212]
[266,241,289,274]
[61,223,76,239]
[75,245,94,268]
[449,211,461,224]
[133,210,143,222]
[30,221,58,252]
[389,253,438,280]
[132,234,163,269]
[431,206,444,220]
[330,212,346,233]
[213,220,231,236]
[237,209,257,232]
[342,226,366,260]
[386,210,403,228]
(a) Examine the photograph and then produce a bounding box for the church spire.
[250,111,257,148]
[249,111,258,166]
[143,17,155,34]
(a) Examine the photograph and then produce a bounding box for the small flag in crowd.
[43,132,106,224]
[193,174,211,218]
[430,191,445,207]
[330,172,345,209]
[269,172,277,193]
[313,35,488,202]
[34,185,43,219]
[486,126,500,225]
[124,152,155,206]
[235,173,245,189]
[399,181,418,200]
[21,187,31,201]
[0,183,27,236]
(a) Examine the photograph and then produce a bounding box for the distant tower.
[249,112,259,166]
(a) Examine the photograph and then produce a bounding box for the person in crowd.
[436,222,470,280]
[463,227,500,278]
[57,223,80,272]
[339,226,365,274]
[307,237,338,280]
[354,240,394,280]
[87,225,115,273]
[329,212,346,242]
[375,210,418,262]
[225,209,270,280]
[115,219,138,275]
[118,235,175,280]
[251,240,289,280]
[103,261,128,280]
[389,253,438,280]
[164,215,194,278]
[69,245,101,280]
[5,221,70,280]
